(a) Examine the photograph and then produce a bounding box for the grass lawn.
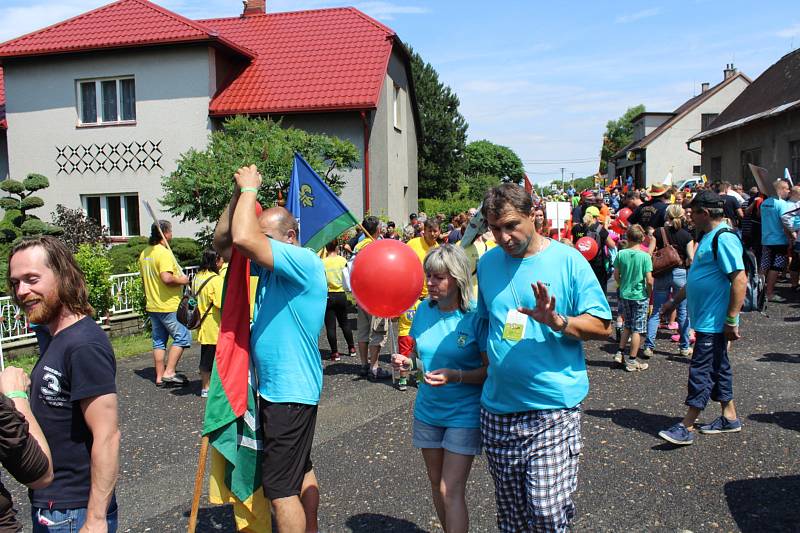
[7,332,156,374]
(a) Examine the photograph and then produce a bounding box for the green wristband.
[240,187,259,194]
[5,391,28,400]
[725,315,739,326]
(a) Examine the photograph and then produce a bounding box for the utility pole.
[561,167,565,189]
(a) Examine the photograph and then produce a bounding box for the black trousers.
[325,292,354,352]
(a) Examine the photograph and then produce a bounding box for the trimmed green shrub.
[75,244,113,318]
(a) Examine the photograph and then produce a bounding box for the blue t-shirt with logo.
[760,197,791,245]
[477,241,612,414]
[686,223,744,333]
[410,300,487,428]
[251,239,327,404]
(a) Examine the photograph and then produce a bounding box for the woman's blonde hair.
[423,244,473,312]
[666,204,685,231]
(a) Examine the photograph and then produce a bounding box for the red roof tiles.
[0,67,6,129]
[0,1,399,118]
[0,0,252,60]
[203,8,395,114]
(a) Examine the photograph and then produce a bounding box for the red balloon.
[617,207,633,223]
[350,240,424,318]
[576,236,599,261]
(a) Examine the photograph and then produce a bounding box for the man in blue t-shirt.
[658,191,747,446]
[477,184,612,532]
[759,179,792,302]
[8,236,119,532]
[214,165,327,533]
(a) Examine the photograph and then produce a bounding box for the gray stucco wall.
[701,108,800,187]
[0,130,8,180]
[3,46,214,238]
[369,49,418,225]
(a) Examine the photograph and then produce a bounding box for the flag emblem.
[300,184,315,207]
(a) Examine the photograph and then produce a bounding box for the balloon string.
[387,317,398,383]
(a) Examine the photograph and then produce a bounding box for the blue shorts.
[686,331,733,409]
[149,312,192,350]
[412,418,482,456]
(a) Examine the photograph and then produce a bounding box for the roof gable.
[0,0,252,60]
[695,49,800,137]
[204,8,395,115]
[615,72,750,157]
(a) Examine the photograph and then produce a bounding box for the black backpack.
[176,274,218,329]
[712,228,765,313]
[585,223,606,266]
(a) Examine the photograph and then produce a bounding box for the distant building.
[0,0,420,238]
[689,49,800,188]
[610,65,750,188]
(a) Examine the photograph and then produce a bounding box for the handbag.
[651,227,682,275]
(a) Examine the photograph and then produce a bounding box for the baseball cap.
[690,190,724,209]
[409,213,418,220]
[585,206,601,218]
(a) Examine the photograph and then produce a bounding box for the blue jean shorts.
[412,418,482,456]
[149,311,192,350]
[33,502,118,533]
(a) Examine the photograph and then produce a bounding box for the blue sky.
[2,0,799,183]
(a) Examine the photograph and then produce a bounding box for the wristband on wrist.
[5,391,28,400]
[725,315,739,326]
[240,187,259,194]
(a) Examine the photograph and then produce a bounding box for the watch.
[553,313,569,332]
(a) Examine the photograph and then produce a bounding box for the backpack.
[585,223,606,267]
[711,228,765,313]
[177,274,218,330]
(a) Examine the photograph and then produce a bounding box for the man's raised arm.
[213,187,240,263]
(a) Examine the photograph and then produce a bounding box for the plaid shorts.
[621,298,648,334]
[481,406,582,533]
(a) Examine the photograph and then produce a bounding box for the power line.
[522,157,600,163]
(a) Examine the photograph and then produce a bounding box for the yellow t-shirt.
[353,236,374,253]
[138,244,182,312]
[322,255,347,293]
[406,237,438,298]
[397,299,420,337]
[193,270,224,345]
[464,239,497,299]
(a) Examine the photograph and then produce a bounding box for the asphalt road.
[5,282,800,532]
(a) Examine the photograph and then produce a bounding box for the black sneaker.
[359,364,370,377]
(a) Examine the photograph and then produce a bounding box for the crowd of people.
[0,165,795,533]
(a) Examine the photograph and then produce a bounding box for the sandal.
[368,367,392,381]
[161,373,188,386]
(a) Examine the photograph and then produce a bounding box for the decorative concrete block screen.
[56,140,163,174]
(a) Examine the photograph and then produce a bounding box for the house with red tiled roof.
[608,65,750,188]
[0,0,419,238]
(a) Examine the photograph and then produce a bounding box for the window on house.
[393,83,402,131]
[692,165,702,175]
[791,140,800,180]
[701,113,719,131]
[82,193,141,237]
[710,157,722,181]
[740,148,761,189]
[77,77,136,125]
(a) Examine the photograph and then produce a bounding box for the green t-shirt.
[614,248,652,301]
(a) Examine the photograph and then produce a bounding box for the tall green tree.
[410,49,468,198]
[599,104,645,174]
[464,140,525,182]
[161,116,360,227]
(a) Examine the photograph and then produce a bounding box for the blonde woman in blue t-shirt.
[391,245,488,533]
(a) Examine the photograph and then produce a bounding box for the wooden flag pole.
[142,201,185,277]
[187,435,210,533]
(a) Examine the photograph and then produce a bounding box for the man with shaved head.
[214,165,327,533]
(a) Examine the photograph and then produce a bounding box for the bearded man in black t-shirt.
[8,236,119,532]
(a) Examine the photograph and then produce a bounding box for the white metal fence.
[0,265,198,345]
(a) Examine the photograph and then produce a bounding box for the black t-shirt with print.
[630,198,667,229]
[654,226,693,264]
[29,317,117,510]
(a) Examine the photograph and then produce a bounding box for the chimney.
[701,82,710,93]
[242,0,265,16]
[723,63,736,80]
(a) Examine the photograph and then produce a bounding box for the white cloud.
[776,23,800,38]
[615,7,662,24]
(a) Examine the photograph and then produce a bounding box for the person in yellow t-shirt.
[463,232,497,298]
[138,220,191,388]
[353,216,390,380]
[194,250,224,397]
[406,219,441,299]
[322,240,355,361]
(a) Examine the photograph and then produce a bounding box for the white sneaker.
[625,359,649,372]
[200,388,208,398]
[613,351,624,364]
[641,348,653,359]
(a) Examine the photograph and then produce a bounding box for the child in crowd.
[614,224,654,372]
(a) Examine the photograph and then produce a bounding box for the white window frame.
[81,193,140,237]
[76,76,136,126]
[393,83,403,131]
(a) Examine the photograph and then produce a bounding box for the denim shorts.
[33,502,118,533]
[412,418,482,456]
[621,298,649,333]
[149,311,192,350]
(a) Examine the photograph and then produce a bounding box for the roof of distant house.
[612,71,751,160]
[0,0,411,121]
[690,49,800,142]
